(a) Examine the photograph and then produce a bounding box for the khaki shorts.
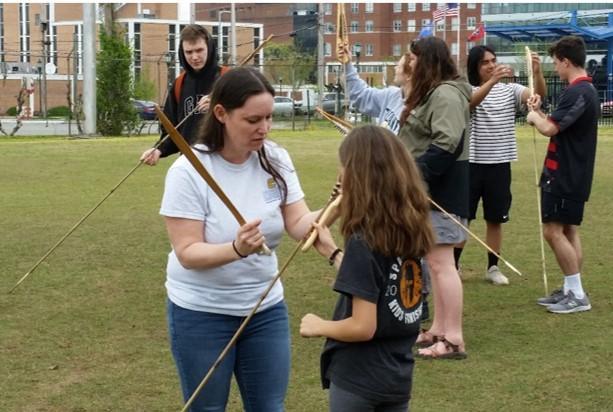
[430,210,467,245]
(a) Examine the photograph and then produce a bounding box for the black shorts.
[469,162,512,223]
[541,190,585,226]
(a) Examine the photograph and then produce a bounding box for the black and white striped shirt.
[470,83,526,164]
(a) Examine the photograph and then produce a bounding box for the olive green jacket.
[398,80,472,217]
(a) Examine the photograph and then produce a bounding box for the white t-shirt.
[159,142,304,316]
[469,82,526,164]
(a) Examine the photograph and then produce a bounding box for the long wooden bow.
[318,111,523,278]
[336,3,348,64]
[155,106,272,255]
[526,46,548,293]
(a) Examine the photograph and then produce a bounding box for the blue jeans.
[167,299,290,412]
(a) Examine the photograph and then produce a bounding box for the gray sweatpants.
[328,382,409,412]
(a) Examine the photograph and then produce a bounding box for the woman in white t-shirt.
[160,67,319,411]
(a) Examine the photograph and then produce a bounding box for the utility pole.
[317,3,325,109]
[231,3,237,66]
[82,3,96,135]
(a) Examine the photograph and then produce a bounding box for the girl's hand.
[300,313,323,337]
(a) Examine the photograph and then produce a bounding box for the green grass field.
[1,124,612,411]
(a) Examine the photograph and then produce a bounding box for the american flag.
[432,3,459,22]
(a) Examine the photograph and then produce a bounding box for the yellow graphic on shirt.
[400,259,422,308]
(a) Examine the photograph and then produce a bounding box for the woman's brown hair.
[338,125,434,258]
[400,37,459,124]
[195,67,288,202]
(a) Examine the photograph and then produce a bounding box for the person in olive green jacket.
[398,37,471,359]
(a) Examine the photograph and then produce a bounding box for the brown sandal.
[415,329,442,348]
[416,337,467,360]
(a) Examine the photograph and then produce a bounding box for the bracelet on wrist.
[232,240,248,258]
[328,248,342,266]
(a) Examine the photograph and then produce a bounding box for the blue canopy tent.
[486,10,613,99]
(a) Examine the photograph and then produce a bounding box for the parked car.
[132,99,157,120]
[273,96,295,117]
[601,100,613,117]
[321,92,346,115]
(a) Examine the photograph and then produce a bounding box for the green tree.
[133,67,157,101]
[96,28,138,135]
[264,42,316,88]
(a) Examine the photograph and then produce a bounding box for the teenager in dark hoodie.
[141,24,223,166]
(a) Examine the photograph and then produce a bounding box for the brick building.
[323,3,482,86]
[0,3,261,116]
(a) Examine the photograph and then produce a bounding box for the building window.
[467,17,476,30]
[422,3,431,11]
[365,20,374,32]
[252,27,261,66]
[451,42,458,56]
[408,3,416,12]
[421,18,431,28]
[324,4,332,15]
[351,3,359,13]
[393,20,402,32]
[133,22,141,78]
[467,3,476,9]
[74,24,82,74]
[451,17,459,31]
[168,25,177,79]
[325,23,334,34]
[0,4,4,63]
[350,21,359,33]
[467,41,475,54]
[366,44,374,56]
[407,19,416,32]
[325,42,331,57]
[49,25,57,66]
[393,3,402,12]
[392,44,401,56]
[436,20,445,31]
[365,3,374,13]
[19,3,30,63]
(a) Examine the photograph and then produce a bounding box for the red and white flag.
[468,22,486,41]
[433,3,459,22]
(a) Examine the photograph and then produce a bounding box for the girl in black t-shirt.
[300,125,434,411]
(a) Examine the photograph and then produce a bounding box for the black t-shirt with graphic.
[320,234,423,403]
[541,77,599,201]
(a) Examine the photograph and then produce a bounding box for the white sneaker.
[486,265,509,285]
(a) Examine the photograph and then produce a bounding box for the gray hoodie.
[345,63,405,135]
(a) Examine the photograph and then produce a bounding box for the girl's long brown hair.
[400,37,459,124]
[338,125,434,258]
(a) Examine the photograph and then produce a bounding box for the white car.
[273,96,295,117]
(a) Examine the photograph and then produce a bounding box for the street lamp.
[165,51,174,91]
[279,77,283,95]
[354,43,362,72]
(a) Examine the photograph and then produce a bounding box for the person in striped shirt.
[455,45,546,285]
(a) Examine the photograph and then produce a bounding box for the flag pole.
[456,4,461,66]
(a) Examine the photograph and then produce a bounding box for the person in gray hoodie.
[337,42,411,135]
[398,37,471,359]
[338,41,433,322]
